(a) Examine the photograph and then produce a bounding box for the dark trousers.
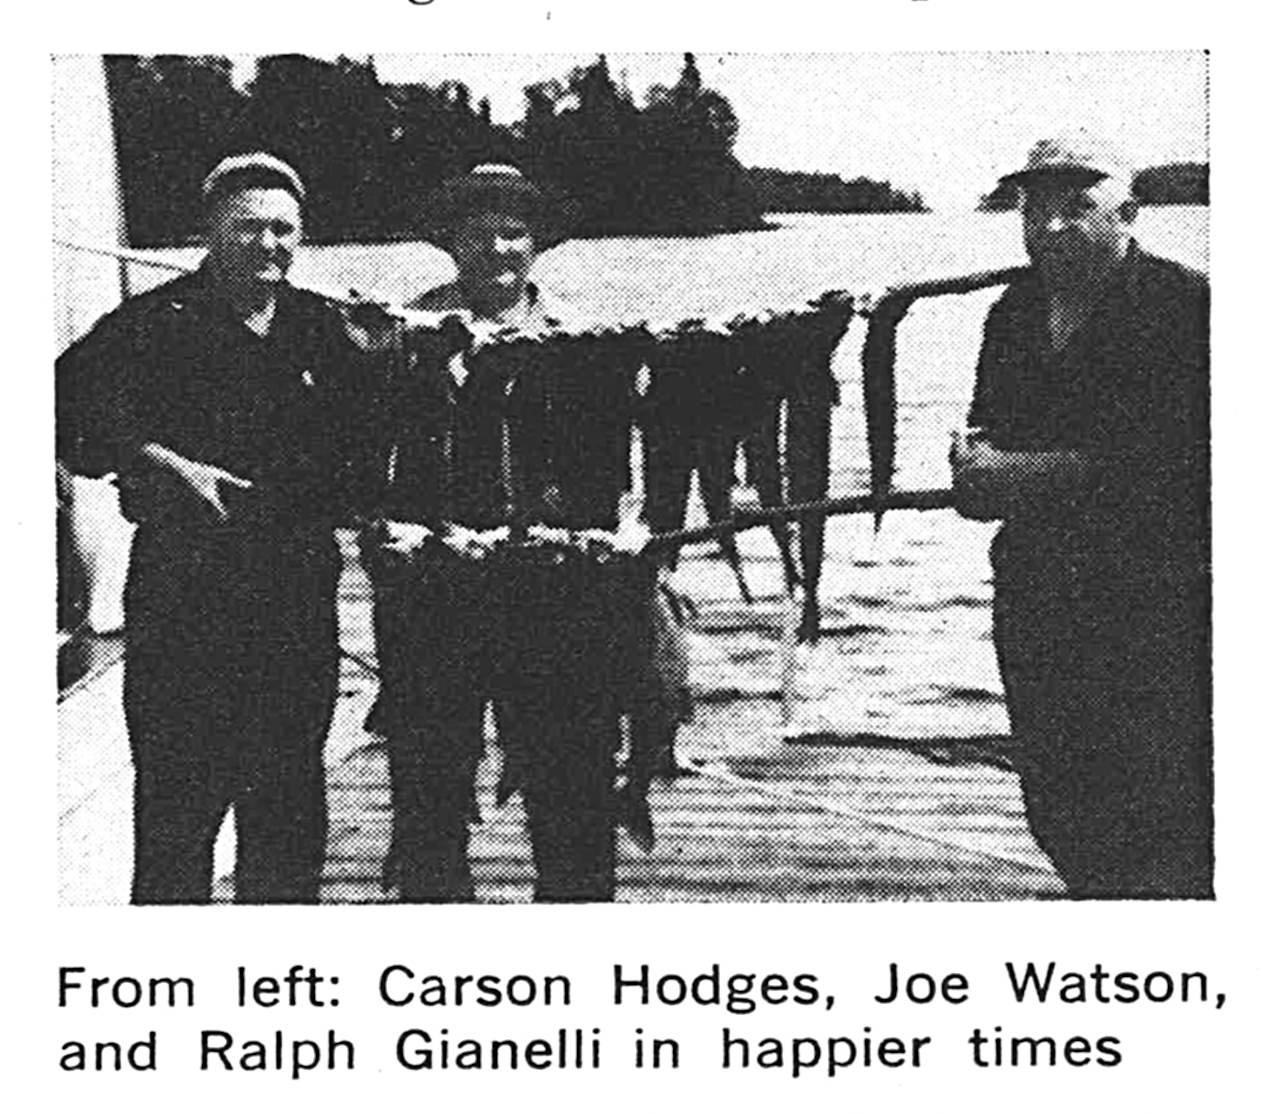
[514,695,619,902]
[387,697,619,903]
[994,561,1212,898]
[369,549,633,903]
[124,525,339,904]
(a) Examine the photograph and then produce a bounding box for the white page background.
[12,5,1260,1109]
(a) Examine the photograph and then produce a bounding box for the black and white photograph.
[53,49,1212,906]
[22,2,1263,1105]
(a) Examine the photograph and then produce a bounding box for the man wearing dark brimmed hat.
[951,132,1211,898]
[420,162,574,253]
[362,162,672,902]
[56,152,378,903]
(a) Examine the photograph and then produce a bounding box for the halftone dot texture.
[57,52,1208,904]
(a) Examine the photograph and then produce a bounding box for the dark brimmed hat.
[999,131,1134,189]
[418,163,577,250]
[201,152,306,207]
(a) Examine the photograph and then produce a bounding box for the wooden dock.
[58,532,1063,905]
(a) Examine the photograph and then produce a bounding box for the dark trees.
[102,52,926,246]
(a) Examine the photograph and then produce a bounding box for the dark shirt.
[968,244,1209,583]
[56,269,379,530]
[383,287,637,531]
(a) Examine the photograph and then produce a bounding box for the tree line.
[748,167,924,215]
[104,54,927,247]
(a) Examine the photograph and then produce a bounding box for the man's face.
[1022,176,1135,283]
[206,187,302,287]
[450,211,536,293]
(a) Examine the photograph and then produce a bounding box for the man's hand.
[604,517,652,556]
[442,524,509,561]
[376,520,435,558]
[516,522,651,558]
[606,490,653,556]
[374,520,508,562]
[139,443,253,521]
[950,429,1094,521]
[950,429,1006,520]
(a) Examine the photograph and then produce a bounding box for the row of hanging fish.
[340,291,856,641]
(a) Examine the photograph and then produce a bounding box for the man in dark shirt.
[952,133,1211,898]
[56,154,376,903]
[363,165,660,902]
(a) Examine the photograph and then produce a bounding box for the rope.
[54,237,192,274]
[683,756,1057,877]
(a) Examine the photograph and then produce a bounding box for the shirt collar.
[167,266,297,326]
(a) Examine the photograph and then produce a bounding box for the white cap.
[201,152,306,203]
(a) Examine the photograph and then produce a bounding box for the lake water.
[119,208,1209,746]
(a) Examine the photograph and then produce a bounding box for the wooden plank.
[57,536,1061,904]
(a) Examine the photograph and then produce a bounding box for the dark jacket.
[969,245,1209,585]
[56,269,382,530]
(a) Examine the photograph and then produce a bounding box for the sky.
[246,52,1208,211]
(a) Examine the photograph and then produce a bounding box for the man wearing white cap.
[951,132,1211,897]
[57,153,377,903]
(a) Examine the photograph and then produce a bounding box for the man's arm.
[131,442,253,521]
[950,430,1094,521]
[952,281,1100,521]
[55,311,145,479]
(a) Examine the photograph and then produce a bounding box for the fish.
[642,326,754,603]
[787,294,853,641]
[860,292,912,531]
[859,269,1025,531]
[730,316,802,595]
[616,578,695,853]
